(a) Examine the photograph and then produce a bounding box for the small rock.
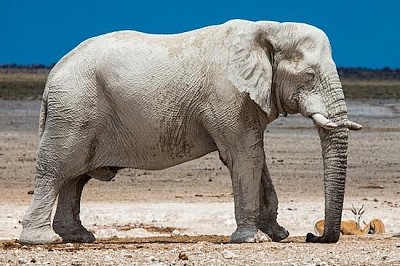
[222,250,236,259]
[171,229,180,236]
[374,198,379,202]
[30,258,37,263]
[178,252,189,260]
[27,190,34,195]
[255,230,272,242]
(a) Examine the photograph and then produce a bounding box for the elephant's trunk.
[306,80,351,243]
[314,126,348,243]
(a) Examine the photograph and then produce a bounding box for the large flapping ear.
[228,22,279,116]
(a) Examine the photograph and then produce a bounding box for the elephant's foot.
[58,227,95,243]
[19,225,62,245]
[260,222,289,242]
[53,222,95,243]
[230,226,272,243]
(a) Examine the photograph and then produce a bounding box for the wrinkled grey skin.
[19,19,361,244]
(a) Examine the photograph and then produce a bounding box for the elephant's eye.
[303,70,315,84]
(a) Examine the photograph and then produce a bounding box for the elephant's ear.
[228,25,276,116]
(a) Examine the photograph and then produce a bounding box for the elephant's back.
[48,19,251,77]
[46,19,241,89]
[72,24,220,56]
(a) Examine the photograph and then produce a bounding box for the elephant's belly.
[113,143,217,170]
[99,129,218,171]
[134,146,217,170]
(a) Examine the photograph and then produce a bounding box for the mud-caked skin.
[19,19,362,245]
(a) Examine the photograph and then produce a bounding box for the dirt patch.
[1,236,399,265]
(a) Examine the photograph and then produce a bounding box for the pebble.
[171,229,180,236]
[222,250,236,259]
[178,252,189,260]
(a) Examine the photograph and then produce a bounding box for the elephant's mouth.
[310,113,362,131]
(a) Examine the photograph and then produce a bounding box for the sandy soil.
[0,99,399,265]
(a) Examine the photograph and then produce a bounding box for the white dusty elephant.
[19,19,362,244]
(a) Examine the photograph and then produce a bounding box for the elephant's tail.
[38,86,49,140]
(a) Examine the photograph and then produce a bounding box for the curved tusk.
[344,120,363,130]
[311,113,338,129]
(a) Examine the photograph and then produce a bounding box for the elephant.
[19,19,362,245]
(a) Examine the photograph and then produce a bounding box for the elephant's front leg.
[53,174,95,243]
[258,163,289,241]
[221,145,271,243]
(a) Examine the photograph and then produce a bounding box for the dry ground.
[0,99,399,265]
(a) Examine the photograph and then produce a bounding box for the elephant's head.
[228,20,362,243]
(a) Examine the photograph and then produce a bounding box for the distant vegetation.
[0,65,49,100]
[338,67,400,99]
[1,64,400,100]
[338,67,400,80]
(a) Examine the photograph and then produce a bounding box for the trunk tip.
[305,232,340,243]
[306,232,318,243]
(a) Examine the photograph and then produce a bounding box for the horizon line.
[1,63,400,71]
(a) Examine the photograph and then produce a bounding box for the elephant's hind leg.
[53,174,95,243]
[19,175,62,244]
[258,163,289,241]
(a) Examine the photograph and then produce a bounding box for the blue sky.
[1,0,399,68]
